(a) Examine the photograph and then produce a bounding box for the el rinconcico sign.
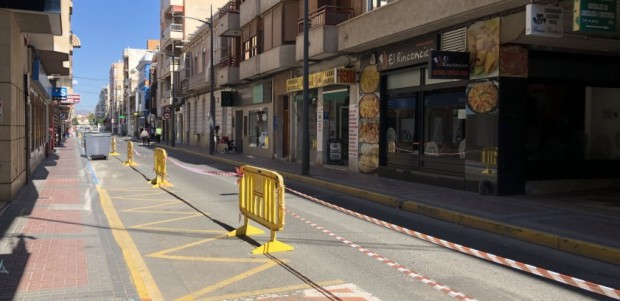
[286,68,356,93]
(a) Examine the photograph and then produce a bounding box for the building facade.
[109,61,124,134]
[159,0,620,195]
[0,0,77,203]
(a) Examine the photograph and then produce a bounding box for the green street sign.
[119,115,126,119]
[573,0,616,33]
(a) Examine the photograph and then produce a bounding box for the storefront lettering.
[388,49,432,66]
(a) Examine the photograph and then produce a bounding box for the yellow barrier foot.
[109,152,120,156]
[123,161,138,166]
[251,240,294,254]
[227,224,264,237]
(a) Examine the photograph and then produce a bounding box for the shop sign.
[376,36,437,72]
[59,112,68,120]
[61,93,81,104]
[52,87,67,101]
[428,50,470,79]
[526,4,564,37]
[286,68,356,92]
[573,0,616,33]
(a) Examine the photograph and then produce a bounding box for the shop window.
[424,90,466,158]
[249,108,269,148]
[386,96,418,154]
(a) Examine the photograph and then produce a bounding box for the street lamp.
[172,7,215,154]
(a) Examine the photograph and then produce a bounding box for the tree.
[87,113,96,125]
[71,117,79,125]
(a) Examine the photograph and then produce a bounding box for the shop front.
[235,81,273,158]
[286,68,356,165]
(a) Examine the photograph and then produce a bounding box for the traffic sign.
[162,112,171,120]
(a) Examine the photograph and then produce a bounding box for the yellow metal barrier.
[150,148,173,187]
[109,138,120,156]
[123,141,137,166]
[228,165,293,254]
[481,147,497,174]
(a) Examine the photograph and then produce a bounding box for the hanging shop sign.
[573,0,616,33]
[52,87,68,101]
[376,36,437,72]
[428,50,470,79]
[526,4,564,37]
[61,93,81,105]
[286,68,356,93]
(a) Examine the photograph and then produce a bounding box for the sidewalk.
[157,141,620,266]
[0,138,139,300]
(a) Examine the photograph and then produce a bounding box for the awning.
[322,89,348,102]
[71,33,81,48]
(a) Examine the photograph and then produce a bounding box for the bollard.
[150,147,173,187]
[109,137,120,156]
[123,141,137,166]
[228,165,293,254]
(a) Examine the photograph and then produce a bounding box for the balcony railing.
[218,55,239,68]
[297,5,353,34]
[217,1,240,19]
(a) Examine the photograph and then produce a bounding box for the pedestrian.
[140,128,149,146]
[155,127,162,143]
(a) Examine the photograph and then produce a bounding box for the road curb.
[162,145,620,266]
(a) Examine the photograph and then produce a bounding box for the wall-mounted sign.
[0,100,4,123]
[52,87,67,101]
[376,36,436,72]
[286,68,356,92]
[428,50,470,79]
[467,18,500,79]
[573,0,616,33]
[526,4,564,37]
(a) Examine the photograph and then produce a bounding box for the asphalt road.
[88,141,619,301]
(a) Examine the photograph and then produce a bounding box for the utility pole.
[301,0,310,175]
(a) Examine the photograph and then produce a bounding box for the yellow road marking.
[130,213,204,229]
[98,185,164,301]
[175,260,282,301]
[147,235,270,263]
[199,279,345,301]
[123,201,182,211]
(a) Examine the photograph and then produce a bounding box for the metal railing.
[297,5,353,34]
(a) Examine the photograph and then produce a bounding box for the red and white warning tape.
[288,210,478,301]
[285,187,620,300]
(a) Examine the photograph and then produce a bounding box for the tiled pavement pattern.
[0,138,139,301]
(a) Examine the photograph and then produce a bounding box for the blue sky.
[72,0,159,114]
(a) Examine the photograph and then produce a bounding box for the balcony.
[188,71,207,92]
[337,0,525,54]
[216,1,241,37]
[240,0,260,27]
[217,55,240,86]
[161,57,179,77]
[161,0,183,14]
[259,44,297,74]
[162,23,183,48]
[295,5,352,61]
[239,55,260,80]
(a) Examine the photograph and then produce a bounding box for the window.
[202,48,206,73]
[424,90,466,158]
[386,96,417,154]
[242,19,261,60]
[249,108,269,148]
